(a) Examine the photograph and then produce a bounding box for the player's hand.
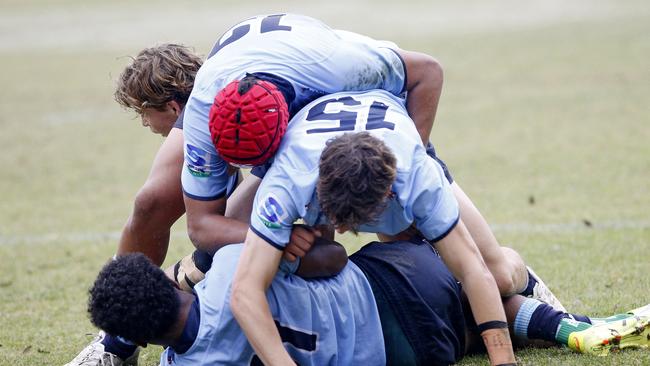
[284,224,321,262]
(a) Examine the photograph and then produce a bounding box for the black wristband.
[496,363,517,366]
[477,320,508,333]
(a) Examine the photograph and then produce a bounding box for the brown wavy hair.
[114,43,202,114]
[317,132,397,232]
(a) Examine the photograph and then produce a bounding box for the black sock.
[526,302,565,341]
[519,270,537,297]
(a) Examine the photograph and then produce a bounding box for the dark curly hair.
[88,253,180,343]
[114,43,202,114]
[317,132,397,232]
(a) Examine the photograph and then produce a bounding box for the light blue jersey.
[160,244,384,365]
[251,90,459,249]
[181,13,407,200]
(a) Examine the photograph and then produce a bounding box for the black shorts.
[426,142,453,184]
[350,239,466,365]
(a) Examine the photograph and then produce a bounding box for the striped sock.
[513,298,543,339]
[555,318,592,345]
[514,298,592,344]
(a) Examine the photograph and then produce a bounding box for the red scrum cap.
[209,76,289,167]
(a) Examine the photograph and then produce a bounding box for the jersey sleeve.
[249,166,303,250]
[398,152,460,242]
[180,100,232,201]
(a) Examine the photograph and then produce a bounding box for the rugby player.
[68,11,446,363]
[217,87,517,364]
[191,14,562,307]
[86,237,650,365]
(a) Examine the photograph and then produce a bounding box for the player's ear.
[168,100,182,116]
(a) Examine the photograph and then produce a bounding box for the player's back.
[163,244,384,365]
[189,13,404,115]
[252,89,458,246]
[181,13,406,200]
[275,89,422,174]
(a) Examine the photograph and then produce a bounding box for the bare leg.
[452,182,528,296]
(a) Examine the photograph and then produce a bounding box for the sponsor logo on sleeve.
[185,144,211,177]
[257,193,288,229]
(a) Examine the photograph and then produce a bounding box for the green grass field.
[1,0,649,365]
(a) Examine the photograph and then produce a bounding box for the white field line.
[1,220,649,246]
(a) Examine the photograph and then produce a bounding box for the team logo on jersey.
[185,144,211,177]
[257,193,287,229]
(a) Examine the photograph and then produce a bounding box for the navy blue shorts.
[350,239,466,365]
[426,142,453,184]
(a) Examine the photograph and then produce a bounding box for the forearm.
[224,174,262,224]
[460,267,507,322]
[187,212,249,254]
[407,82,440,146]
[117,127,186,265]
[118,219,171,266]
[231,285,294,365]
[435,221,515,365]
[398,49,443,145]
[231,229,295,365]
[455,265,515,365]
[117,191,185,266]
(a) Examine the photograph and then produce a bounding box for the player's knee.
[484,247,527,296]
[491,268,517,297]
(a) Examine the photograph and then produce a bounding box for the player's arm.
[117,127,185,265]
[409,156,515,365]
[294,233,347,278]
[184,194,249,255]
[434,221,516,366]
[231,229,296,366]
[225,174,262,224]
[396,49,443,145]
[182,110,251,253]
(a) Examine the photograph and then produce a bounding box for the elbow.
[428,56,443,86]
[128,186,163,229]
[230,278,250,321]
[402,50,444,89]
[186,219,212,255]
[418,54,443,90]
